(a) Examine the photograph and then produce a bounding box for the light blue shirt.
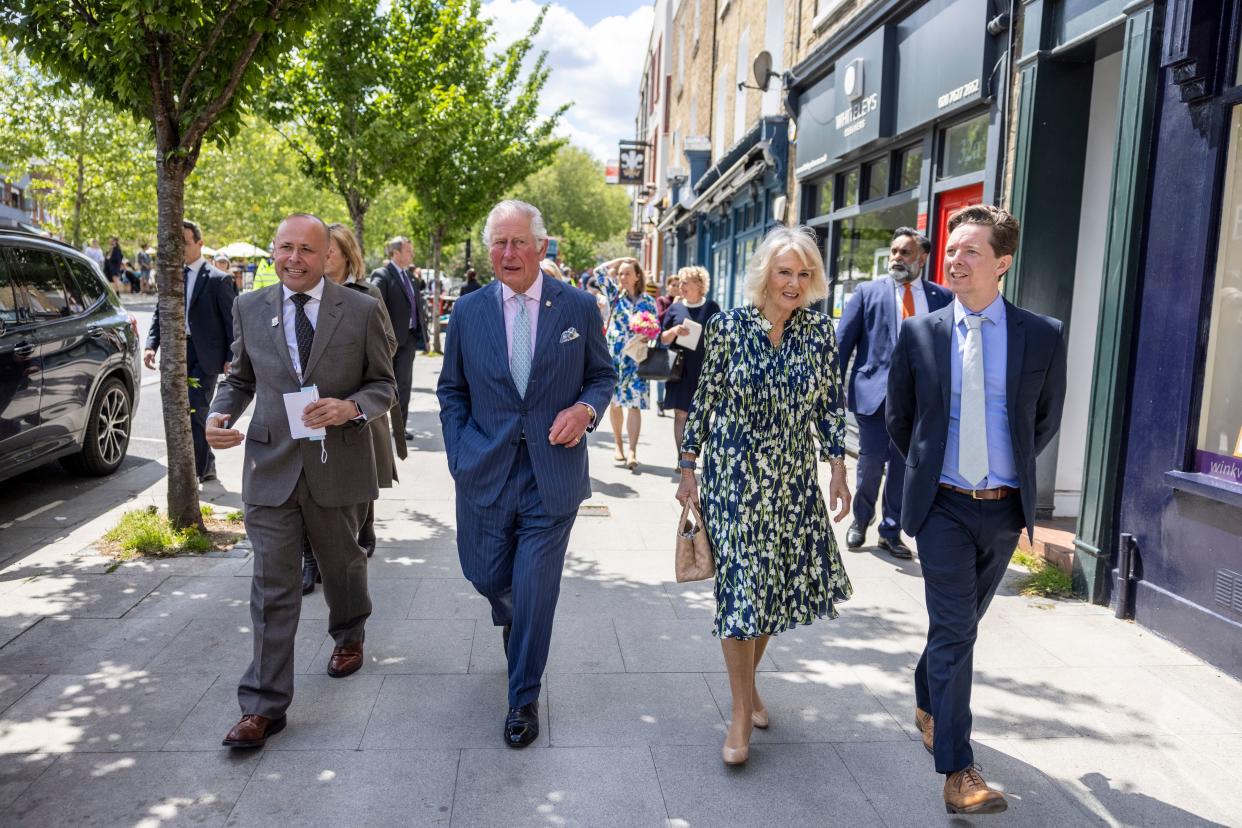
[940,294,1018,489]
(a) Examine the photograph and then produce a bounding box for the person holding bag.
[675,225,853,766]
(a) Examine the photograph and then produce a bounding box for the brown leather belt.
[939,483,1017,501]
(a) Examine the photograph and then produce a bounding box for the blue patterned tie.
[510,293,531,397]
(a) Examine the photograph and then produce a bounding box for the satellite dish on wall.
[753,51,774,92]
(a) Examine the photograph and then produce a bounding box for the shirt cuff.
[351,400,367,422]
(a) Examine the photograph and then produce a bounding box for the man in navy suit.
[837,228,951,559]
[437,199,614,748]
[144,219,237,482]
[887,205,1066,814]
[370,236,425,440]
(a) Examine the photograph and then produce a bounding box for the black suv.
[0,230,141,482]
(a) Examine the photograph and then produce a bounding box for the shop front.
[1115,0,1242,677]
[789,0,1004,317]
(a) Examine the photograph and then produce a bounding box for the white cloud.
[481,0,653,163]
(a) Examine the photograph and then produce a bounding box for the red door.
[930,183,984,284]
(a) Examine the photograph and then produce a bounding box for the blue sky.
[483,0,653,161]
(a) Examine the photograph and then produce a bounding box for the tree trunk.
[347,189,366,254]
[154,150,205,532]
[431,228,443,354]
[71,99,86,248]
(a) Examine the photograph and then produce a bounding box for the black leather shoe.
[504,702,539,748]
[846,522,866,550]
[502,624,511,658]
[879,536,914,560]
[404,430,414,440]
[361,539,375,558]
[301,553,320,595]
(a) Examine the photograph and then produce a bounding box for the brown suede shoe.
[327,642,364,677]
[915,707,934,754]
[944,765,1008,814]
[222,714,286,748]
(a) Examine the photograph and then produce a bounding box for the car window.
[0,253,26,325]
[64,257,106,306]
[8,246,83,318]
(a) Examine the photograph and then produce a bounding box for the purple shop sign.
[1195,450,1242,485]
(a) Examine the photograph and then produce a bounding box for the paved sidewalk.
[1,356,1240,827]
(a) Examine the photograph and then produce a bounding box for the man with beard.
[837,227,951,559]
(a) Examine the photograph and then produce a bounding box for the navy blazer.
[886,299,1067,539]
[437,278,616,516]
[836,276,952,415]
[146,263,237,374]
[369,262,426,349]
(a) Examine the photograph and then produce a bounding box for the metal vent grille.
[1214,569,1242,614]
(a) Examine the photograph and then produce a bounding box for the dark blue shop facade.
[1113,0,1242,677]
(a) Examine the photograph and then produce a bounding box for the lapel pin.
[545,300,552,307]
[271,316,279,327]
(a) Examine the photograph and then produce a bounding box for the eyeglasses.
[490,237,532,251]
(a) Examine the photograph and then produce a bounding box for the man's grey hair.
[385,236,411,258]
[482,200,549,247]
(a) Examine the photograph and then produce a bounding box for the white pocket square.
[559,328,580,343]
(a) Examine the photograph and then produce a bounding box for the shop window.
[864,156,889,202]
[818,177,835,215]
[939,113,988,179]
[839,168,860,208]
[830,200,918,317]
[898,145,922,191]
[1195,103,1242,482]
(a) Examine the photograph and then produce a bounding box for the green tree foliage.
[0,40,156,246]
[401,2,565,352]
[509,145,630,252]
[1,0,329,530]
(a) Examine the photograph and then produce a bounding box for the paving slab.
[652,742,886,827]
[225,748,458,827]
[305,619,474,675]
[6,750,259,826]
[548,673,723,747]
[613,617,778,672]
[834,739,1102,827]
[0,675,43,716]
[554,576,678,619]
[0,671,218,753]
[362,674,550,749]
[469,616,626,675]
[126,574,254,620]
[0,570,168,621]
[0,752,55,809]
[703,668,907,743]
[452,746,667,828]
[144,616,329,676]
[165,674,385,751]
[408,577,496,620]
[298,576,421,620]
[0,615,191,675]
[366,544,464,579]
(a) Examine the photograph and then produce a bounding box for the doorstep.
[1018,516,1077,575]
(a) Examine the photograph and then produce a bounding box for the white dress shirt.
[282,277,325,382]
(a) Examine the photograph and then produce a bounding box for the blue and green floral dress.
[681,305,853,639]
[594,268,658,409]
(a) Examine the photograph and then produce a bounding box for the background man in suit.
[370,236,425,440]
[438,199,614,748]
[887,205,1066,814]
[144,220,237,482]
[206,213,397,749]
[837,227,951,559]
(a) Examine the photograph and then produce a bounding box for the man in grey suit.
[206,213,397,748]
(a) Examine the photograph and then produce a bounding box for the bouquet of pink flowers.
[629,310,661,340]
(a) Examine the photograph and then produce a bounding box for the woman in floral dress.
[676,225,853,766]
[594,258,657,468]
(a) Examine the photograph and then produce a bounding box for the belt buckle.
[971,488,983,500]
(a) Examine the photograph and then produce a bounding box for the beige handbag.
[675,500,715,582]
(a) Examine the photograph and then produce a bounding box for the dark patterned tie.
[290,293,315,378]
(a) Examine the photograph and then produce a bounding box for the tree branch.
[68,0,98,27]
[178,0,245,106]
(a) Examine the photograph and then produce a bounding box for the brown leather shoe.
[222,714,286,748]
[327,642,364,677]
[944,765,1008,814]
[915,707,934,754]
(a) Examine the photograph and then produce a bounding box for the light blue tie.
[510,293,531,397]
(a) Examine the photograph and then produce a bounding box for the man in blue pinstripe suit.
[438,200,615,748]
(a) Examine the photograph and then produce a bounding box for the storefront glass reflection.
[830,200,919,317]
[940,113,988,179]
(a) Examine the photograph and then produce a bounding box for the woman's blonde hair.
[679,265,710,293]
[744,225,827,309]
[327,223,366,283]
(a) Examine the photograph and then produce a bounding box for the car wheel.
[62,376,132,476]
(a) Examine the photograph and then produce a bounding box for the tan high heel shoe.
[751,708,769,729]
[721,720,752,766]
[626,449,638,470]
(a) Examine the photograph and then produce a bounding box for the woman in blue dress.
[594,258,657,468]
[659,266,721,469]
[675,226,853,766]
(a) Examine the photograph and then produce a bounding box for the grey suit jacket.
[210,278,398,508]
